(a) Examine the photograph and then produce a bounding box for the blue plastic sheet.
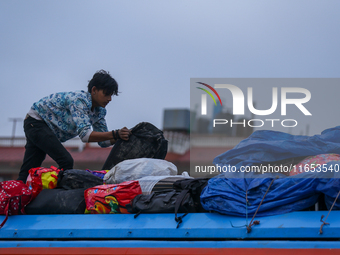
[201,127,340,217]
[213,126,340,170]
[317,168,340,210]
[201,172,319,217]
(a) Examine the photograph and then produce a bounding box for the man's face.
[91,87,112,108]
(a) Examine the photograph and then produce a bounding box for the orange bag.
[85,180,142,214]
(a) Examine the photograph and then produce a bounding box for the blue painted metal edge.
[1,241,340,249]
[0,211,339,240]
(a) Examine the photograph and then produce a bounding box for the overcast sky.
[1,0,339,137]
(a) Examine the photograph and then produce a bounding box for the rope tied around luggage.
[175,212,188,229]
[319,190,340,234]
[246,177,277,233]
[245,190,251,226]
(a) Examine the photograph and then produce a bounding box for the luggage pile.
[0,122,207,228]
[21,160,207,227]
[2,123,340,229]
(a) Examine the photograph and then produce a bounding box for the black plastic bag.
[57,169,103,190]
[102,122,168,170]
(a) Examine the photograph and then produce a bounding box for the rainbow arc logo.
[196,82,223,115]
[196,82,222,106]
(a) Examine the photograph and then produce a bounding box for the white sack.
[103,158,178,184]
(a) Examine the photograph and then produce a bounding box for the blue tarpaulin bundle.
[317,170,340,210]
[213,126,340,169]
[201,127,340,217]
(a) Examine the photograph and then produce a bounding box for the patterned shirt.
[30,90,111,147]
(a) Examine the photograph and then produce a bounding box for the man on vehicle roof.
[17,70,130,182]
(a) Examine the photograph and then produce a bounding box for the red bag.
[85,180,142,214]
[27,166,61,199]
[0,180,32,228]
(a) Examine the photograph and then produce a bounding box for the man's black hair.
[88,70,119,96]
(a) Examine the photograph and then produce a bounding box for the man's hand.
[118,127,131,141]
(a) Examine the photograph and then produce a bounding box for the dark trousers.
[17,116,74,182]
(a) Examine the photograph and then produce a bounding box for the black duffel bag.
[173,178,209,213]
[25,188,86,214]
[126,189,196,228]
[102,122,168,170]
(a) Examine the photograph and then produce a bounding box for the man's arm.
[88,130,114,142]
[88,128,131,144]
